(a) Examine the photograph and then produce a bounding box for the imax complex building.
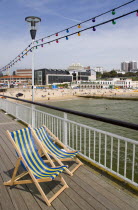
[34,68,96,85]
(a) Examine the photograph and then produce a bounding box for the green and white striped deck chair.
[31,125,83,176]
[4,127,69,206]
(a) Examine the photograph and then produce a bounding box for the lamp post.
[25,16,41,101]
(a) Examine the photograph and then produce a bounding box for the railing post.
[32,104,35,128]
[5,100,8,113]
[63,112,68,146]
[15,103,18,119]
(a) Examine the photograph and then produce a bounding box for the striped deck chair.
[31,125,83,176]
[4,127,69,206]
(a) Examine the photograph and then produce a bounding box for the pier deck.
[0,110,138,210]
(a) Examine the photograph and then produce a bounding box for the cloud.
[18,0,83,23]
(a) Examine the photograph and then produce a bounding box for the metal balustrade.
[0,98,138,188]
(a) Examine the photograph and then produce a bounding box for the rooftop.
[16,69,32,72]
[0,75,32,79]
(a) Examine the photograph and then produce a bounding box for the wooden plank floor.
[0,110,138,210]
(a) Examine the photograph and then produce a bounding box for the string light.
[112,19,116,24]
[78,24,81,28]
[66,29,69,33]
[92,18,95,22]
[93,27,96,31]
[0,7,137,72]
[35,1,135,44]
[56,33,58,36]
[112,9,116,15]
[41,38,43,42]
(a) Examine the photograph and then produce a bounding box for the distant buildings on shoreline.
[0,61,138,88]
[79,78,138,89]
[0,66,96,86]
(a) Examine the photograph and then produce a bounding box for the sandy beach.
[1,88,138,101]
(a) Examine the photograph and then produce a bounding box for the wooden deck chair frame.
[4,130,69,206]
[30,125,83,176]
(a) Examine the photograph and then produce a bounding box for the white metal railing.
[0,98,138,188]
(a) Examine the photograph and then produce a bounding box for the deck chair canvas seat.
[4,127,69,206]
[32,125,83,176]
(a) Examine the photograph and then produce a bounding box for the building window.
[35,71,42,85]
[48,75,72,84]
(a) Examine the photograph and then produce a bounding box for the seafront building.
[68,69,96,82]
[80,78,138,89]
[0,75,32,86]
[14,69,32,76]
[34,67,96,85]
[34,68,73,85]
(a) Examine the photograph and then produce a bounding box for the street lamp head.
[25,16,41,40]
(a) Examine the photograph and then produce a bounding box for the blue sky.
[0,0,138,74]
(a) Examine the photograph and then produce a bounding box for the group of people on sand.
[2,87,138,101]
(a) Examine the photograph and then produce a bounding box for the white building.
[115,79,138,89]
[115,79,132,88]
[114,69,126,74]
[80,78,138,89]
[93,67,104,73]
[68,69,96,82]
[68,63,83,70]
[130,69,138,73]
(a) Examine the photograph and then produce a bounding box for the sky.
[0,0,138,74]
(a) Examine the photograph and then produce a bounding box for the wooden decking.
[0,110,138,210]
